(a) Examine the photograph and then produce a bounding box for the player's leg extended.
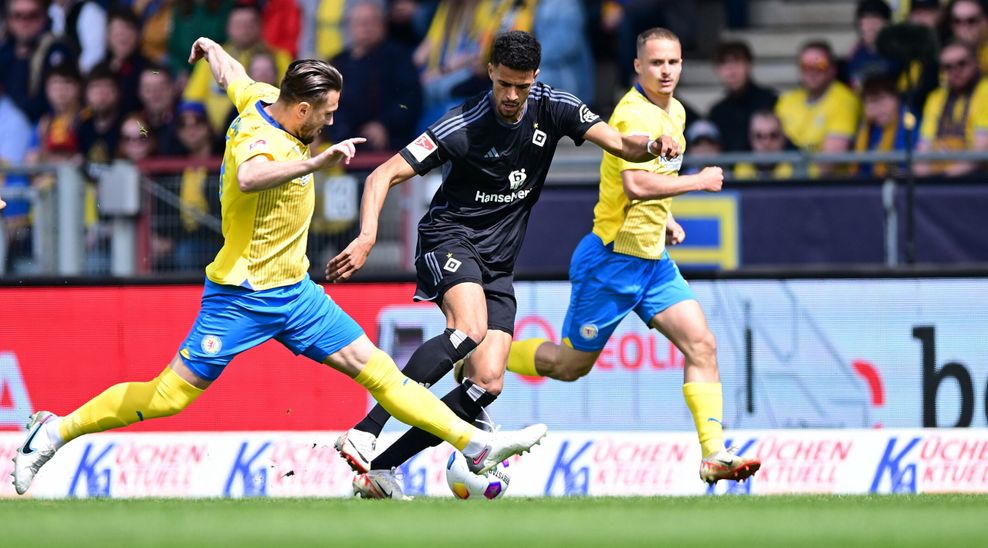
[370,328,510,471]
[324,335,545,473]
[508,339,601,381]
[11,355,207,495]
[350,284,484,438]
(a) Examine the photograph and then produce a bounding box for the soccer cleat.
[352,468,412,500]
[12,411,58,495]
[334,428,377,474]
[699,446,761,485]
[467,423,548,475]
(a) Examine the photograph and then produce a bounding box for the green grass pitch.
[2,495,985,547]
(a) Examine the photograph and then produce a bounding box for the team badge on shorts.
[580,323,598,340]
[444,255,462,273]
[201,335,223,355]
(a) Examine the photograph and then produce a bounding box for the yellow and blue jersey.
[592,84,686,260]
[775,81,860,153]
[204,78,315,291]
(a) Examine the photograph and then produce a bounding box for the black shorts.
[413,241,517,335]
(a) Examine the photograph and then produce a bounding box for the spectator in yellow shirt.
[734,109,794,180]
[915,40,988,176]
[775,41,860,175]
[183,1,292,134]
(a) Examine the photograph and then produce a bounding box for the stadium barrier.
[3,149,988,278]
[2,275,987,497]
[3,428,986,498]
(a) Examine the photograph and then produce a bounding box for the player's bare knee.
[684,331,718,368]
[469,372,504,396]
[455,324,487,346]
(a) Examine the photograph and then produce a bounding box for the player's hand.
[326,236,374,283]
[188,37,217,64]
[654,135,680,160]
[698,166,724,192]
[666,218,685,246]
[315,137,367,168]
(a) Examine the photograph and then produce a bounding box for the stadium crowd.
[1,0,987,274]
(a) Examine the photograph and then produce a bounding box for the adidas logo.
[484,147,500,160]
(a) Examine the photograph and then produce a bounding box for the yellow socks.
[507,338,547,377]
[355,349,475,450]
[683,382,726,457]
[60,368,204,443]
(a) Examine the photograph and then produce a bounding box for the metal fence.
[1,148,986,280]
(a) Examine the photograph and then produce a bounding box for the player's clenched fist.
[699,166,723,192]
[654,134,680,160]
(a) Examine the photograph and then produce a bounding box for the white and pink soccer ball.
[445,451,511,499]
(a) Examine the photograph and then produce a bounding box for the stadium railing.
[1,149,986,280]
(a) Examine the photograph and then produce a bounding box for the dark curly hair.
[489,31,541,72]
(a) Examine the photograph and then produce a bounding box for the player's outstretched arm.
[188,37,248,91]
[326,153,416,282]
[237,137,366,193]
[622,166,723,200]
[582,122,677,162]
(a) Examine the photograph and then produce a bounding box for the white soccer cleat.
[699,446,761,485]
[12,411,59,495]
[334,428,377,474]
[352,468,412,500]
[467,423,548,475]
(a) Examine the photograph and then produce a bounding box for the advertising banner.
[2,278,987,435]
[4,428,987,498]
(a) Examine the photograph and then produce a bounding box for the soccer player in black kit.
[326,30,679,499]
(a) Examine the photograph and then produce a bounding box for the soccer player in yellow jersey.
[11,36,547,497]
[506,27,761,485]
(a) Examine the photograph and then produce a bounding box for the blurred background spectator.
[103,8,153,115]
[0,82,34,273]
[708,40,778,152]
[48,0,107,74]
[682,119,722,175]
[183,0,292,134]
[0,0,77,122]
[846,0,896,91]
[734,110,795,180]
[532,0,594,103]
[915,40,988,176]
[776,41,860,174]
[329,0,421,151]
[853,71,920,177]
[138,65,181,155]
[167,0,231,79]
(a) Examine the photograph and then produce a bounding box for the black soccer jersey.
[399,82,602,272]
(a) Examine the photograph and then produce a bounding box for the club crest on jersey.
[579,105,599,124]
[408,132,438,162]
[201,335,222,355]
[532,129,547,147]
[580,323,598,340]
[443,256,462,273]
[658,154,684,171]
[508,169,527,190]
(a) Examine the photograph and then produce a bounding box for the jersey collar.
[256,100,285,131]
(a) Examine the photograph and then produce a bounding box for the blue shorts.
[561,233,696,352]
[178,276,364,380]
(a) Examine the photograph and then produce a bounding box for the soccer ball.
[445,451,511,499]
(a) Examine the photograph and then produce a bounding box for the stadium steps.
[677,0,858,115]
